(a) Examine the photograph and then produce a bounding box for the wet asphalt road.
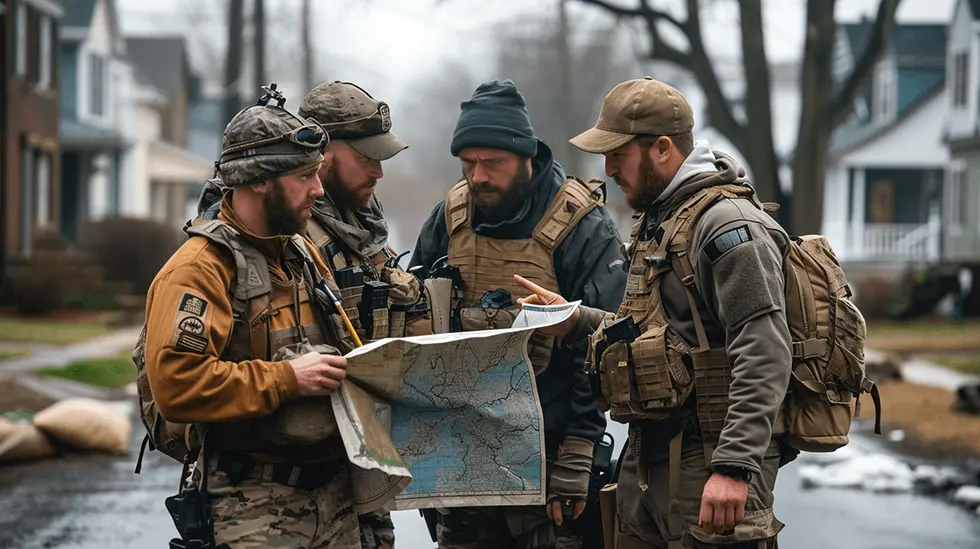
[1,416,978,549]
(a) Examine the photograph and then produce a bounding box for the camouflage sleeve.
[690,198,793,475]
[408,200,450,276]
[143,261,300,424]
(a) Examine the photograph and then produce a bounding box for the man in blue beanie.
[409,79,628,549]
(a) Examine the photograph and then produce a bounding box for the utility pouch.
[360,280,391,341]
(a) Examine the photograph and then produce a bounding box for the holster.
[165,457,228,549]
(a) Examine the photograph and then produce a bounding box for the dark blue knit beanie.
[450,79,538,158]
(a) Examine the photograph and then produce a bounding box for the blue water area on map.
[388,337,543,496]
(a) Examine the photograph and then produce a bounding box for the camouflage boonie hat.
[298,81,407,161]
[217,84,326,187]
[571,76,694,154]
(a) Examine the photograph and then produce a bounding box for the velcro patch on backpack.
[172,292,210,354]
[703,224,753,263]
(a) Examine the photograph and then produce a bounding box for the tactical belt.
[213,452,338,490]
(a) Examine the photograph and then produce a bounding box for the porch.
[822,165,943,263]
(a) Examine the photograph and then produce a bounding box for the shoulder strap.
[532,178,601,252]
[184,219,273,315]
[444,179,471,237]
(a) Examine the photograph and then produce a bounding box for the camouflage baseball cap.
[217,85,326,187]
[570,76,694,154]
[298,81,407,161]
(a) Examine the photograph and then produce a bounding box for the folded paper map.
[331,301,581,513]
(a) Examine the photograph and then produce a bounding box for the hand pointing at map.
[513,274,578,339]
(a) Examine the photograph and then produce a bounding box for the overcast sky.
[115,0,960,105]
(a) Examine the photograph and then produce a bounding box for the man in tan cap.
[515,76,793,548]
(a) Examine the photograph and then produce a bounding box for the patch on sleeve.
[704,224,753,263]
[178,293,209,317]
[171,293,210,354]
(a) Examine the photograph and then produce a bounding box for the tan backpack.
[665,184,882,453]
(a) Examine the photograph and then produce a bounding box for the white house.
[821,21,948,266]
[59,0,212,237]
[942,0,980,263]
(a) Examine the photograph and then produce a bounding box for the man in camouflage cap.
[295,80,425,549]
[139,84,365,548]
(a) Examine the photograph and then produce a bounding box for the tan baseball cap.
[570,76,694,153]
[298,81,408,161]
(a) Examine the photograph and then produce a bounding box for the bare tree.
[493,13,639,180]
[301,0,314,94]
[254,0,266,90]
[574,0,902,234]
[223,0,246,124]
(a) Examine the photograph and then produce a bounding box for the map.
[331,301,580,513]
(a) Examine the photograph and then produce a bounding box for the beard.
[468,161,533,219]
[264,180,306,236]
[321,163,376,211]
[624,153,669,211]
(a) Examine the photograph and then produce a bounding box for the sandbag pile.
[0,397,131,464]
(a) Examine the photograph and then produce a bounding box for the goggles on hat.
[219,123,328,164]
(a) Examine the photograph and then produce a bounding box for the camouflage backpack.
[662,183,882,453]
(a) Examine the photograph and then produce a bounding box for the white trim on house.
[23,0,63,18]
[945,0,980,141]
[60,26,89,41]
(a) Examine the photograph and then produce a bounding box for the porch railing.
[842,219,941,262]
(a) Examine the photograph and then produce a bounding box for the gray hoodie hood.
[652,139,753,222]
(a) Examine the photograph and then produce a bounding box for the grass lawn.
[36,351,136,389]
[0,349,29,361]
[927,354,980,376]
[0,317,109,345]
[866,318,980,352]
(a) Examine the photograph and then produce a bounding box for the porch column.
[88,153,111,221]
[850,168,867,260]
[823,166,848,257]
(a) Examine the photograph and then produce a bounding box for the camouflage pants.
[358,508,395,549]
[616,439,784,549]
[435,506,581,549]
[206,459,361,549]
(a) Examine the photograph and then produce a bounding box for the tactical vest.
[305,216,428,342]
[589,183,882,459]
[133,218,355,471]
[445,177,601,375]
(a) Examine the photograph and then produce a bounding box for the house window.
[948,165,969,228]
[953,52,969,108]
[36,152,51,226]
[21,145,35,255]
[874,61,895,122]
[89,54,106,117]
[38,14,52,89]
[15,3,27,76]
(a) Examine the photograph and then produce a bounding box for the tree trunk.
[301,0,313,94]
[556,0,581,176]
[253,0,265,92]
[791,0,837,236]
[738,0,788,226]
[223,0,245,126]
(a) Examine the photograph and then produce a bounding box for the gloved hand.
[547,436,594,526]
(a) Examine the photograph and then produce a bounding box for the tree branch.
[577,0,686,33]
[826,0,903,125]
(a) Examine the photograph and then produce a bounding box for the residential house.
[942,0,980,264]
[58,0,127,240]
[821,22,948,266]
[2,0,63,259]
[122,36,211,229]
